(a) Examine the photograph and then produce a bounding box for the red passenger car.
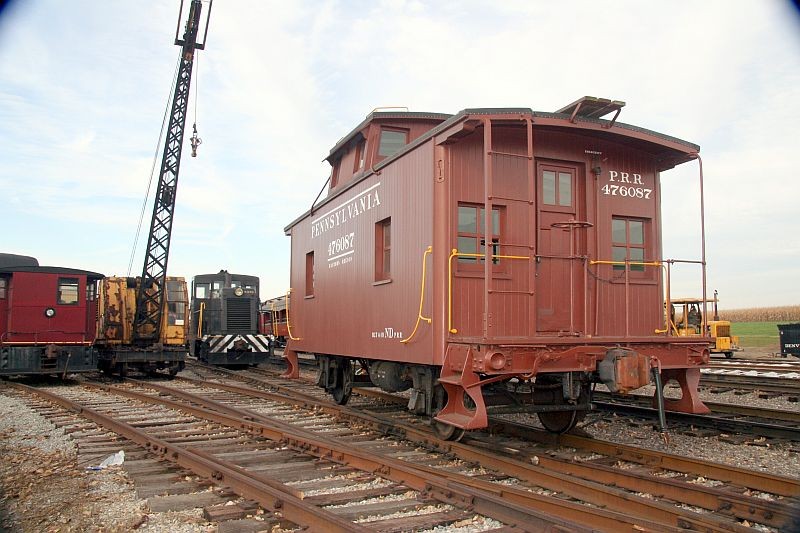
[259,295,290,347]
[283,98,712,439]
[0,253,103,375]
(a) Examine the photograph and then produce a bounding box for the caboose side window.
[330,158,341,188]
[57,278,79,305]
[378,128,409,158]
[305,252,315,297]
[375,217,391,282]
[457,204,502,266]
[354,139,366,172]
[0,278,6,299]
[612,218,646,272]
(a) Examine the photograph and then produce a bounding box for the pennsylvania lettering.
[311,185,382,239]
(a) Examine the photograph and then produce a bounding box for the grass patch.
[731,321,782,349]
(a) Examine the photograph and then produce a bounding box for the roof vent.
[556,96,625,128]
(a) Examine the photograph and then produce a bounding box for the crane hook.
[190,123,202,157]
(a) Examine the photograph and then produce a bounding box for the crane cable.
[126,58,182,277]
[190,55,202,156]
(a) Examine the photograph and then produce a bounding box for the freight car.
[259,295,289,348]
[189,271,272,366]
[283,98,713,440]
[0,253,103,376]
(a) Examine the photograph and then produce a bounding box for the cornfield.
[718,305,800,323]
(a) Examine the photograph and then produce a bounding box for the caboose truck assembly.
[95,0,211,376]
[285,98,712,440]
[189,270,272,366]
[0,253,103,376]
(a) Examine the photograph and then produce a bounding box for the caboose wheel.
[724,351,733,359]
[330,359,353,405]
[537,410,584,434]
[534,377,589,434]
[431,385,465,441]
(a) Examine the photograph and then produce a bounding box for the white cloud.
[0,0,798,307]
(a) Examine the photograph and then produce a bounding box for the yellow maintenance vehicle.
[667,291,741,358]
[95,276,189,376]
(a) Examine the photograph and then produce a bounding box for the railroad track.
[183,362,800,531]
[590,391,800,441]
[4,363,799,531]
[0,378,600,532]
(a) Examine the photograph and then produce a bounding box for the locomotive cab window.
[378,128,409,158]
[57,278,79,305]
[457,203,503,268]
[195,283,210,299]
[167,280,186,326]
[612,217,647,272]
[0,278,6,299]
[375,217,391,282]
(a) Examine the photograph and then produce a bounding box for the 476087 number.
[601,184,652,199]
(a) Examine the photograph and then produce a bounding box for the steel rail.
[86,380,587,533]
[700,374,800,394]
[167,374,772,531]
[593,391,800,424]
[706,361,800,372]
[6,382,367,533]
[592,401,800,442]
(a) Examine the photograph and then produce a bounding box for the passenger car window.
[57,278,79,305]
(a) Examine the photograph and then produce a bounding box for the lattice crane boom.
[133,0,211,344]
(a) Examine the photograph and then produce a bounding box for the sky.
[1,0,798,309]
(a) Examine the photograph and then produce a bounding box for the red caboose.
[0,253,103,375]
[284,98,712,439]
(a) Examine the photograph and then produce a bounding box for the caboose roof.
[0,265,104,279]
[287,106,700,232]
[326,111,452,161]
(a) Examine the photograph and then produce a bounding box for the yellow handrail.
[197,302,205,337]
[588,259,681,336]
[447,249,531,335]
[589,260,662,267]
[285,289,301,341]
[270,299,277,336]
[401,246,432,344]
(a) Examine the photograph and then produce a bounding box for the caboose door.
[536,162,586,334]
